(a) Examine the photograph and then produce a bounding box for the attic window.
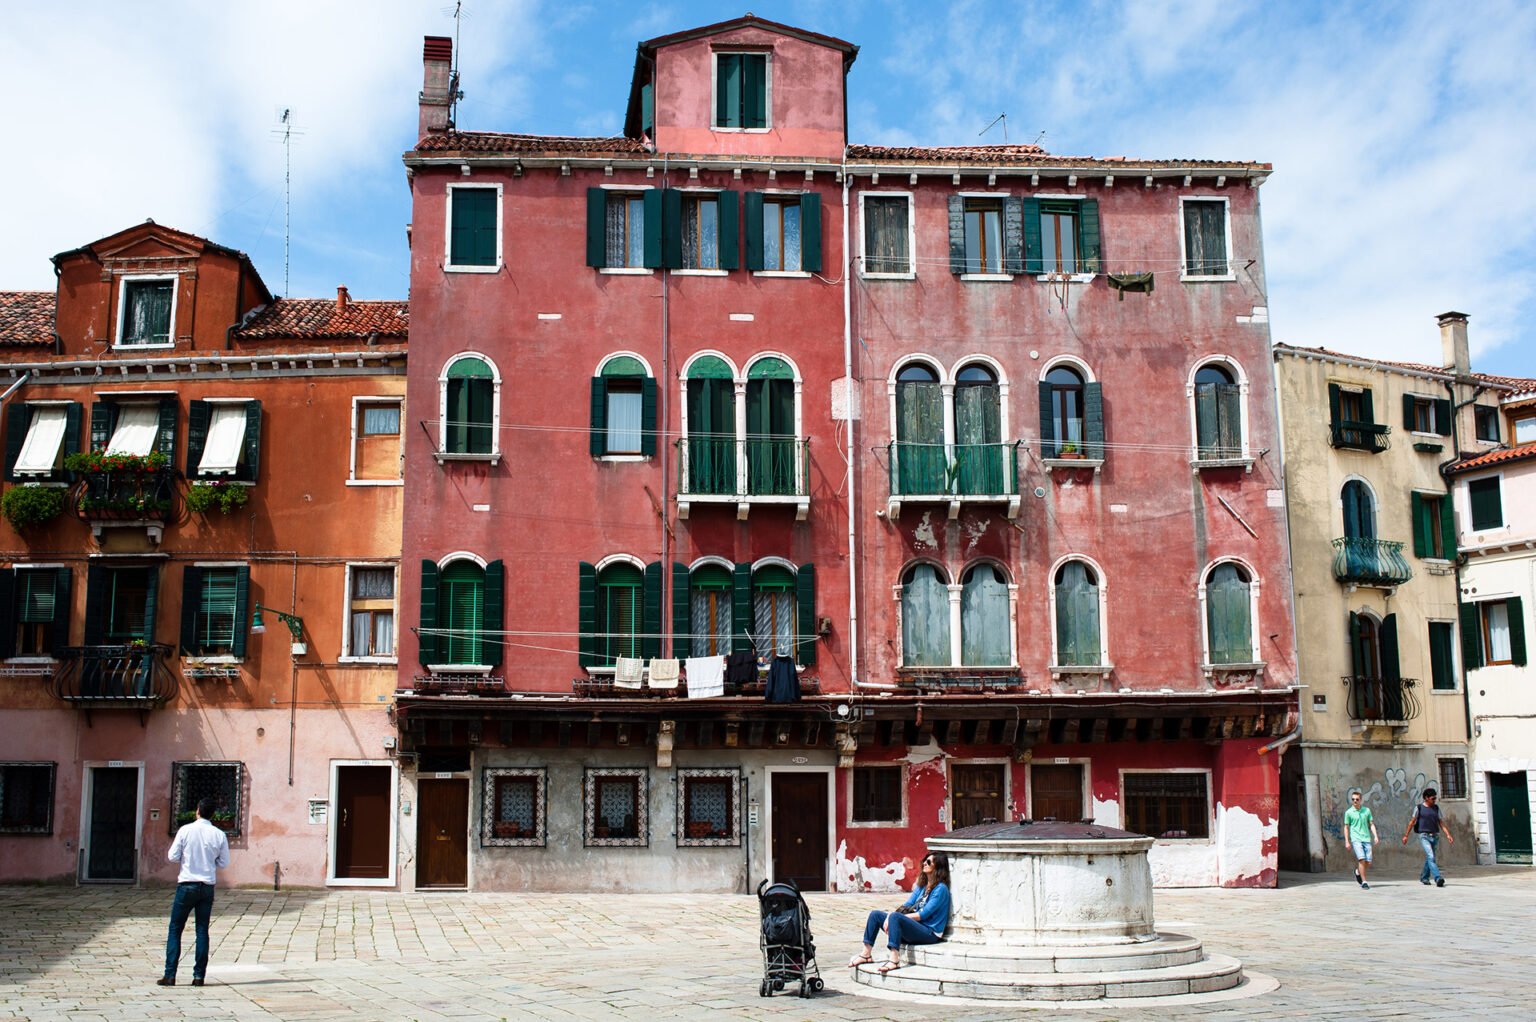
[714,52,768,130]
[117,277,175,346]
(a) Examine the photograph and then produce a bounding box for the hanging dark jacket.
[726,651,757,688]
[765,655,800,703]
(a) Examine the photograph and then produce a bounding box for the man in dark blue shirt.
[1401,787,1454,887]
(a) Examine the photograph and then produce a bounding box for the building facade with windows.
[395,16,1298,893]
[1272,314,1533,874]
[0,222,407,887]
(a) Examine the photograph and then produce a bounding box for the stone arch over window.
[1200,558,1260,666]
[959,560,1015,667]
[1038,358,1102,460]
[898,561,952,667]
[1187,355,1250,462]
[438,352,500,458]
[681,352,739,496]
[591,352,657,458]
[952,360,1007,496]
[687,560,734,658]
[1050,556,1107,668]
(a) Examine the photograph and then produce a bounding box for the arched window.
[1204,562,1254,665]
[894,362,945,494]
[442,356,496,455]
[753,564,797,657]
[1341,480,1376,541]
[960,563,1011,666]
[901,563,951,666]
[689,564,733,657]
[591,354,655,457]
[439,560,487,665]
[596,562,645,662]
[746,357,796,495]
[1054,561,1102,666]
[1193,363,1241,460]
[1040,365,1102,458]
[954,364,1003,495]
[685,356,736,495]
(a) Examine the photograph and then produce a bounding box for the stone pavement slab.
[0,868,1532,1021]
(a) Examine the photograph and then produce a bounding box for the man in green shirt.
[1343,790,1379,889]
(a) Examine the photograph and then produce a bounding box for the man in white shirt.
[157,797,231,987]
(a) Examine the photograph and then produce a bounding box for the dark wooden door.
[1490,772,1533,864]
[86,767,138,881]
[951,763,1005,828]
[416,779,469,888]
[335,766,392,880]
[772,773,827,891]
[1031,763,1085,822]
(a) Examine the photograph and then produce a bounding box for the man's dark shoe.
[1436,877,1445,887]
[156,977,175,987]
[1420,879,1431,885]
[1354,871,1363,886]
[191,978,205,987]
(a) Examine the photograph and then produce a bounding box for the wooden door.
[1031,763,1085,822]
[1490,772,1533,864]
[416,779,469,888]
[335,766,392,880]
[85,767,138,881]
[771,773,827,891]
[951,763,1005,829]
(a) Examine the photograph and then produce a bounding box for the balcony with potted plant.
[65,451,177,543]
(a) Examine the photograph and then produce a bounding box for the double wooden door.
[1030,763,1085,823]
[950,763,1005,829]
[1490,772,1533,864]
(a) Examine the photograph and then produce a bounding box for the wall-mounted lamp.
[252,604,306,656]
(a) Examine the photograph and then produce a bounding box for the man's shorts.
[1351,839,1373,862]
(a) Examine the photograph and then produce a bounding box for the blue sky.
[2,1,1532,376]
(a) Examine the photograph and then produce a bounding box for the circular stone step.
[853,951,1244,1001]
[911,932,1206,975]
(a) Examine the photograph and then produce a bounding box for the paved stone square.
[1,867,1532,1021]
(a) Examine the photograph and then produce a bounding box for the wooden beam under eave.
[747,721,766,747]
[943,720,963,745]
[587,721,602,746]
[998,718,1018,745]
[557,721,572,747]
[1089,719,1108,744]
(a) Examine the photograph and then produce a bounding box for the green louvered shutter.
[240,401,262,482]
[718,53,741,126]
[639,377,658,457]
[947,195,965,274]
[180,566,204,655]
[744,192,765,271]
[185,400,211,477]
[3,404,26,481]
[0,570,14,658]
[141,565,159,643]
[1410,492,1428,558]
[743,53,767,128]
[50,567,73,656]
[1439,494,1457,559]
[83,564,108,646]
[1402,394,1417,430]
[231,566,250,658]
[589,377,608,456]
[641,562,662,660]
[661,188,683,269]
[89,403,115,453]
[796,564,816,666]
[578,562,598,667]
[586,188,607,268]
[156,399,177,459]
[1510,597,1527,667]
[61,403,82,482]
[483,560,504,666]
[418,560,440,666]
[1359,388,1375,424]
[450,188,497,266]
[1460,602,1483,670]
[1079,199,1101,273]
[1348,612,1364,675]
[1327,383,1342,429]
[1380,613,1400,681]
[672,563,690,657]
[1429,621,1456,691]
[1022,198,1043,274]
[718,191,740,269]
[1038,380,1056,454]
[731,562,753,654]
[643,188,664,269]
[800,193,822,273]
[1434,398,1452,436]
[1083,382,1105,460]
[1002,197,1024,274]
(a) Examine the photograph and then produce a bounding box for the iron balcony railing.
[51,644,178,708]
[676,436,809,498]
[1343,676,1421,724]
[1330,420,1391,453]
[886,441,1021,498]
[1331,537,1413,587]
[76,468,177,521]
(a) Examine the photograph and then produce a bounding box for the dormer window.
[117,276,175,347]
[714,52,768,130]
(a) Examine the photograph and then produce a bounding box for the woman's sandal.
[847,954,873,968]
[877,960,903,974]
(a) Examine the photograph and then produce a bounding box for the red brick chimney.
[336,286,350,312]
[419,36,454,139]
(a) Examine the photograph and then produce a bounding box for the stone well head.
[927,820,1157,947]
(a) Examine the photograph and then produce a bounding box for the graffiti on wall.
[1319,767,1430,851]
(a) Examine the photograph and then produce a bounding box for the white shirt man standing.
[158,797,231,987]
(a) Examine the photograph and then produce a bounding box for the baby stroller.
[756,878,823,998]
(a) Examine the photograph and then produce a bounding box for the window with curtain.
[1054,561,1101,667]
[963,199,1004,274]
[762,196,802,271]
[120,280,173,345]
[1182,200,1228,277]
[862,195,911,275]
[1483,601,1513,664]
[605,192,646,268]
[1204,563,1253,665]
[104,566,151,643]
[681,194,720,269]
[1044,366,1084,456]
[198,404,248,475]
[895,362,945,495]
[686,357,736,496]
[1193,364,1242,460]
[753,565,796,657]
[349,567,395,658]
[746,358,795,496]
[596,563,644,662]
[960,563,1010,666]
[438,561,486,665]
[954,364,1002,495]
[105,403,160,457]
[1040,200,1080,275]
[901,563,951,667]
[353,401,402,481]
[13,406,68,476]
[444,357,495,455]
[689,564,732,657]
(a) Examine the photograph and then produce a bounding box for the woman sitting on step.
[848,851,951,974]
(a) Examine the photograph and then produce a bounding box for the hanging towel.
[685,656,725,699]
[725,651,757,688]
[1106,272,1155,301]
[765,655,801,703]
[648,658,680,689]
[614,657,644,689]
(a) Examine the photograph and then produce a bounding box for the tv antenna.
[442,2,469,125]
[979,113,1008,143]
[271,108,305,297]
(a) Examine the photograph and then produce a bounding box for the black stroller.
[756,878,823,998]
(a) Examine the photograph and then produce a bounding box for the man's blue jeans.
[164,882,216,979]
[862,910,941,950]
[1418,834,1443,883]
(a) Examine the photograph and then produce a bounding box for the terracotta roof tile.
[1277,344,1536,394]
[847,144,1269,170]
[0,291,55,346]
[232,298,408,342]
[1445,445,1536,475]
[414,132,650,156]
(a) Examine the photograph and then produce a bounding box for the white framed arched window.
[680,351,739,497]
[897,561,953,667]
[1038,356,1102,462]
[959,560,1016,667]
[1199,559,1261,667]
[438,352,501,461]
[1049,556,1109,671]
[1187,356,1251,465]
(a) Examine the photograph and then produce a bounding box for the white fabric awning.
[199,404,247,474]
[105,404,159,457]
[14,407,67,475]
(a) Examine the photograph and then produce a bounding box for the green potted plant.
[64,450,170,474]
[2,485,65,530]
[211,810,236,832]
[1057,442,1083,460]
[186,480,250,516]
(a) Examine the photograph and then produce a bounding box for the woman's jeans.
[1418,834,1443,882]
[863,910,942,950]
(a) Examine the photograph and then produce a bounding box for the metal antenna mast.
[979,113,1008,143]
[279,108,292,297]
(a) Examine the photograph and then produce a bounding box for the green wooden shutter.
[640,82,653,136]
[578,562,598,667]
[586,188,608,268]
[1402,394,1417,430]
[1410,492,1428,557]
[467,379,493,455]
[419,560,440,666]
[799,193,822,273]
[744,53,766,128]
[1002,197,1024,273]
[89,402,115,453]
[1360,388,1375,424]
[1348,611,1365,676]
[1459,602,1483,671]
[589,377,608,456]
[0,570,14,658]
[660,188,683,269]
[450,188,497,266]
[231,566,250,658]
[1380,613,1400,681]
[1434,398,1452,436]
[1429,621,1455,691]
[1038,380,1056,453]
[641,561,662,660]
[947,195,965,274]
[1509,596,1527,667]
[640,377,658,457]
[1216,384,1242,456]
[483,560,504,666]
[643,188,664,268]
[142,565,159,643]
[796,563,816,666]
[156,398,177,459]
[717,53,741,127]
[1083,382,1104,460]
[1342,481,1361,540]
[83,564,108,647]
[1022,198,1043,274]
[1439,494,1458,559]
[61,403,82,482]
[717,191,739,269]
[180,566,204,655]
[1327,383,1341,428]
[1470,479,1503,530]
[185,400,211,476]
[731,562,752,654]
[240,401,262,482]
[672,563,690,658]
[744,192,765,271]
[49,567,73,656]
[1078,199,1101,273]
[3,404,27,481]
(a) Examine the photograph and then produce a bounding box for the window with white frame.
[861,194,913,276]
[1053,560,1103,667]
[605,191,648,268]
[446,185,500,270]
[117,277,175,346]
[963,197,1005,274]
[0,761,55,834]
[677,769,741,846]
[1122,771,1209,839]
[1203,561,1255,665]
[960,563,1011,667]
[347,565,396,659]
[439,354,499,458]
[352,400,402,481]
[681,192,722,270]
[1181,199,1229,278]
[1192,363,1243,460]
[714,52,768,129]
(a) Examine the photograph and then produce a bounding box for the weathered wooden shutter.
[799,192,822,273]
[1402,394,1417,430]
[1002,197,1024,273]
[49,567,73,656]
[1439,494,1458,559]
[1434,398,1452,436]
[947,195,966,274]
[185,401,211,476]
[231,566,250,658]
[960,564,1011,667]
[0,570,14,658]
[795,563,816,666]
[89,402,116,453]
[1509,597,1527,667]
[141,565,159,643]
[904,565,952,666]
[3,404,28,481]
[483,560,504,666]
[577,562,597,667]
[589,377,608,457]
[83,564,108,646]
[639,377,658,457]
[1341,482,1362,540]
[156,398,178,459]
[1083,382,1105,460]
[1216,384,1241,456]
[1038,380,1056,453]
[731,562,752,654]
[240,401,262,482]
[744,192,765,271]
[1458,602,1483,671]
[744,53,767,127]
[1380,613,1400,681]
[1410,492,1428,557]
[1022,198,1043,274]
[61,403,82,481]
[1429,621,1455,691]
[1327,383,1342,428]
[180,566,204,655]
[586,188,608,267]
[1348,611,1364,675]
[1359,388,1375,424]
[717,191,740,269]
[1078,199,1102,273]
[641,561,662,660]
[418,560,440,666]
[660,188,683,269]
[672,563,690,657]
